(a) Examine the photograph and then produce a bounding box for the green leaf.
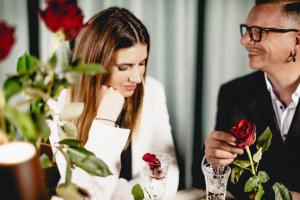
[69,60,106,75]
[132,184,144,200]
[51,79,70,98]
[255,183,265,200]
[31,112,50,140]
[253,147,263,163]
[0,89,5,108]
[31,99,45,115]
[258,171,270,183]
[48,53,57,68]
[256,127,272,152]
[63,122,78,139]
[232,159,251,168]
[3,76,22,100]
[17,53,38,75]
[60,102,84,121]
[24,87,48,99]
[273,182,291,200]
[56,183,88,200]
[59,139,81,148]
[231,167,244,184]
[4,105,38,142]
[40,153,53,168]
[67,147,112,177]
[244,176,259,192]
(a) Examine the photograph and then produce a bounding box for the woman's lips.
[124,85,137,91]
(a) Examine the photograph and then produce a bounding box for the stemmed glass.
[142,153,171,200]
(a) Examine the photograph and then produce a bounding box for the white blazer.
[48,76,179,200]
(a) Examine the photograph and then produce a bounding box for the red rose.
[39,0,84,40]
[0,21,15,61]
[230,119,256,148]
[142,153,161,172]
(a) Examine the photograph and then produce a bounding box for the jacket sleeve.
[48,106,130,200]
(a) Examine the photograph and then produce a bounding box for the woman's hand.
[204,131,244,167]
[96,85,125,124]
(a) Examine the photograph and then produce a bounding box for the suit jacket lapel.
[286,98,300,141]
[245,72,282,143]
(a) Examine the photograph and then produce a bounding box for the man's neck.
[266,69,300,107]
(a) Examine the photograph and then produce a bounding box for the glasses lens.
[250,26,261,42]
[240,25,248,37]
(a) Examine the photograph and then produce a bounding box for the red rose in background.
[143,153,161,171]
[0,21,15,61]
[39,0,84,40]
[230,118,256,148]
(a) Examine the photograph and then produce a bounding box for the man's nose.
[129,66,141,83]
[240,32,255,46]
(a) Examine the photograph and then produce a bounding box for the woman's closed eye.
[117,64,130,71]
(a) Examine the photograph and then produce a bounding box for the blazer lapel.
[286,98,300,141]
[245,73,282,143]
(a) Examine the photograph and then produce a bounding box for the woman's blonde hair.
[71,7,150,145]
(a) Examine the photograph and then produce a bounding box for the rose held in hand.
[230,118,256,148]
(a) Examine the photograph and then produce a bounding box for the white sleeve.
[49,119,130,200]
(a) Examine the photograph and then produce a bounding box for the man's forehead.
[246,3,286,26]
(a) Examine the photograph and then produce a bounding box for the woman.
[49,7,179,199]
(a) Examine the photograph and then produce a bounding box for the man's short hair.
[255,0,300,25]
[256,0,300,4]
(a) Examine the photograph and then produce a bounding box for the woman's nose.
[128,66,141,83]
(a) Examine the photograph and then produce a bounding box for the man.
[197,0,300,199]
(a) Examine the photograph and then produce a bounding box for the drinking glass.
[142,153,171,200]
[202,163,231,200]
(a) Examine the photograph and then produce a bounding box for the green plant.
[231,127,291,200]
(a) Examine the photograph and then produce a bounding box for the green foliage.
[232,159,251,168]
[273,182,291,200]
[67,146,112,177]
[231,167,244,184]
[256,127,272,152]
[244,176,259,192]
[253,147,263,163]
[132,184,144,200]
[56,183,87,200]
[257,171,269,183]
[3,76,22,100]
[255,184,265,200]
[17,53,38,75]
[40,153,53,168]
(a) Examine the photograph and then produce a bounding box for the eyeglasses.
[240,24,299,42]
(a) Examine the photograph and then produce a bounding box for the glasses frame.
[240,24,299,42]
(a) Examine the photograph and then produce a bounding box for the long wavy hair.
[71,7,150,145]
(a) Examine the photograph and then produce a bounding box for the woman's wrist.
[95,117,117,127]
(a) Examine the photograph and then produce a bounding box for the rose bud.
[0,21,15,61]
[230,118,256,148]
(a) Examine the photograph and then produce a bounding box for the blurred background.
[0,0,255,189]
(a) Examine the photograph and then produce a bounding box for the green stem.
[0,112,7,135]
[245,146,256,176]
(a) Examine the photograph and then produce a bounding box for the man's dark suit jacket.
[192,71,300,199]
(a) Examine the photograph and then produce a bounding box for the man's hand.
[291,191,300,200]
[205,131,244,167]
